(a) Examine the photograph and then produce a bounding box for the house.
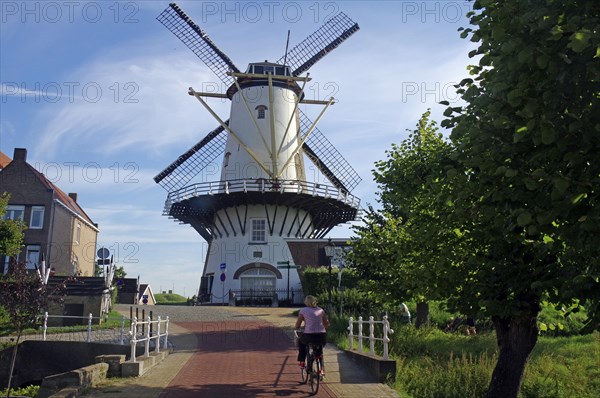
[0,148,99,276]
[46,276,107,326]
[138,284,156,305]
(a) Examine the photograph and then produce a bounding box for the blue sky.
[1,1,476,297]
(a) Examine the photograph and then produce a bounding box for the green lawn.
[329,315,599,398]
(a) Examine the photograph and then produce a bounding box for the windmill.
[154,3,362,304]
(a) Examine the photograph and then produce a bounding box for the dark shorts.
[466,317,475,327]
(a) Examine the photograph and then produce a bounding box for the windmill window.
[255,105,267,119]
[224,152,231,167]
[251,219,266,243]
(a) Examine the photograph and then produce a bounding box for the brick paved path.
[158,319,335,398]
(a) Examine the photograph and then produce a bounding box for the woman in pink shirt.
[295,295,330,369]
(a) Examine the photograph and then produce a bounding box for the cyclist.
[295,295,329,372]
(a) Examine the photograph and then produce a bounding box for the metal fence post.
[357,316,363,353]
[144,316,151,357]
[119,316,125,345]
[348,317,354,351]
[382,315,394,360]
[87,313,93,342]
[43,311,49,341]
[156,316,161,353]
[130,317,138,363]
[369,316,375,355]
[164,316,170,351]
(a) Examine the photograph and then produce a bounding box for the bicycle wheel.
[301,357,309,384]
[310,354,320,394]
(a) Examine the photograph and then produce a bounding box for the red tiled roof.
[0,151,11,169]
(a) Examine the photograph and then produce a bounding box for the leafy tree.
[352,1,599,396]
[0,262,69,396]
[350,111,458,325]
[114,265,127,280]
[438,1,600,397]
[0,193,26,258]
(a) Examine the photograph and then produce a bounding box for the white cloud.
[32,54,228,159]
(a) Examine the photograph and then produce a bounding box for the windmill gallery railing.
[163,179,361,214]
[163,178,360,215]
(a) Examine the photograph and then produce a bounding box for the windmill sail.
[299,112,361,192]
[154,124,228,192]
[277,12,360,76]
[157,3,240,85]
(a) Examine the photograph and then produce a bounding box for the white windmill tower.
[154,3,361,304]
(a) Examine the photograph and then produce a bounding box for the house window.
[255,105,267,119]
[76,223,81,244]
[3,205,24,221]
[25,245,41,270]
[251,219,266,242]
[30,206,45,229]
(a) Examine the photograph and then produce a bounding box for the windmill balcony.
[164,178,360,213]
[162,178,361,240]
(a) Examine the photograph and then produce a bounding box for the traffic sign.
[220,272,226,282]
[97,247,110,259]
[220,263,226,270]
[277,261,290,265]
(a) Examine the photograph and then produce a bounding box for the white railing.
[41,312,128,344]
[348,315,394,360]
[128,316,170,363]
[163,178,361,213]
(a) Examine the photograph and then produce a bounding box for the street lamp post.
[324,238,336,315]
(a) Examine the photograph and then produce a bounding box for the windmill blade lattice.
[154,124,227,192]
[278,12,359,76]
[299,111,361,192]
[157,3,240,85]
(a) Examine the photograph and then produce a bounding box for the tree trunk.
[415,301,429,328]
[6,333,21,398]
[486,314,538,398]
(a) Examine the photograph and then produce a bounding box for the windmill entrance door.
[238,268,276,306]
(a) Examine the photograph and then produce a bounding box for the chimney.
[13,148,27,162]
[68,193,78,202]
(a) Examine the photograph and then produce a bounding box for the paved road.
[84,305,399,398]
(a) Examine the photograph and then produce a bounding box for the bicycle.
[295,331,323,395]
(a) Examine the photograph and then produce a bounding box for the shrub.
[300,267,361,297]
[0,384,39,397]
